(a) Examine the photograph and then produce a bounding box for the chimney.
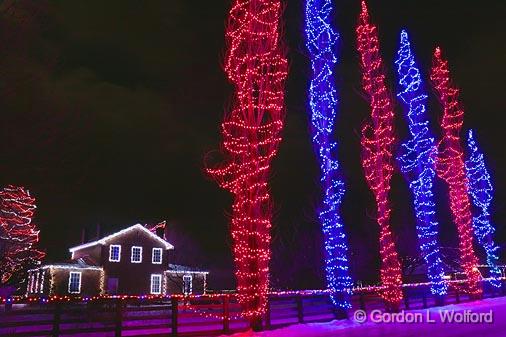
[96,223,101,240]
[81,227,87,244]
[155,221,167,240]
[156,226,164,239]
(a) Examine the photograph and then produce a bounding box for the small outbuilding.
[27,223,208,297]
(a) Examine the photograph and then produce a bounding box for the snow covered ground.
[223,297,506,337]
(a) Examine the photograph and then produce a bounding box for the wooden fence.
[1,281,505,337]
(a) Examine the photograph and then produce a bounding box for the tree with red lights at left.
[206,0,287,327]
[356,1,403,310]
[430,48,482,297]
[0,185,45,287]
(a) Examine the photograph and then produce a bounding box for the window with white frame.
[109,245,121,262]
[34,271,39,294]
[131,246,142,263]
[39,271,45,293]
[150,274,162,294]
[152,248,162,264]
[68,272,82,294]
[183,274,192,295]
[29,273,35,293]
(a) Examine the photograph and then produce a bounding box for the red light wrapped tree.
[356,1,402,309]
[206,0,288,323]
[430,48,482,297]
[0,185,45,286]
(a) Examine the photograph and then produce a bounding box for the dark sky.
[0,0,504,290]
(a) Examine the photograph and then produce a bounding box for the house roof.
[165,270,209,275]
[166,264,209,274]
[29,261,103,272]
[69,224,174,253]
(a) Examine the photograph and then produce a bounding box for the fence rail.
[1,280,505,336]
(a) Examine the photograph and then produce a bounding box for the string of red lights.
[4,276,504,305]
[430,48,482,297]
[356,1,403,310]
[206,0,288,322]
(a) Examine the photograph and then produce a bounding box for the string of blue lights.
[304,0,352,310]
[465,130,501,288]
[395,30,447,296]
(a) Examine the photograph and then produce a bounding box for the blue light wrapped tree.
[465,130,501,288]
[304,0,352,311]
[395,30,447,296]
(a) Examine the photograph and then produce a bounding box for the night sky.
[0,0,504,290]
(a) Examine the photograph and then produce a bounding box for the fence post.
[264,296,271,330]
[359,293,366,311]
[403,291,409,310]
[5,299,12,312]
[115,298,123,337]
[422,291,428,308]
[222,295,230,334]
[171,297,178,337]
[296,294,304,323]
[52,302,61,337]
[455,288,460,304]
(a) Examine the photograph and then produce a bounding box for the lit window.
[68,272,82,294]
[151,274,162,294]
[109,245,121,262]
[152,248,163,264]
[183,274,192,295]
[131,246,142,263]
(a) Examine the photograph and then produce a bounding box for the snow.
[223,297,506,337]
